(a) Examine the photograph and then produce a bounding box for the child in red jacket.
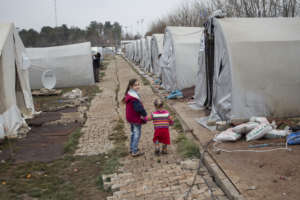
[123,78,147,157]
[146,99,173,155]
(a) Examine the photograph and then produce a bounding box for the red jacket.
[125,93,146,124]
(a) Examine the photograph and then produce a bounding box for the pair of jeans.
[130,123,142,154]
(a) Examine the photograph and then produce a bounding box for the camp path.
[76,56,228,200]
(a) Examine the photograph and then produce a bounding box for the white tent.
[151,34,164,76]
[140,38,146,69]
[27,42,95,89]
[134,40,141,63]
[103,47,115,56]
[144,36,152,73]
[161,26,203,91]
[124,42,135,61]
[198,17,300,121]
[0,23,35,139]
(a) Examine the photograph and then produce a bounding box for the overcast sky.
[0,0,191,34]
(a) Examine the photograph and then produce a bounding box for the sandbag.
[214,128,241,142]
[246,124,272,141]
[264,130,290,139]
[249,117,269,124]
[232,122,259,134]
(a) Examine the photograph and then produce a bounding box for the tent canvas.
[161,26,204,91]
[134,40,141,63]
[140,38,146,69]
[27,42,95,89]
[144,36,152,72]
[199,17,300,121]
[0,23,35,138]
[151,34,164,76]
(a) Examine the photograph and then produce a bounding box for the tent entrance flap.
[205,22,215,107]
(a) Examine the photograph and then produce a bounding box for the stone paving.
[75,59,119,156]
[76,56,229,199]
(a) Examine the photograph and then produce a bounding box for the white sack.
[246,124,272,141]
[264,130,290,139]
[214,128,241,142]
[232,122,259,134]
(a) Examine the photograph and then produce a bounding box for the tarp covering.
[200,17,300,121]
[124,41,135,61]
[0,23,35,138]
[144,36,152,72]
[161,26,203,91]
[27,42,95,89]
[140,38,146,69]
[151,34,164,76]
[134,40,141,63]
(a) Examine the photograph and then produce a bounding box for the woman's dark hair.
[122,78,138,103]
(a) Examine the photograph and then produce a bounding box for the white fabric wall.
[151,34,164,76]
[140,38,146,69]
[161,26,203,91]
[0,23,35,138]
[209,17,300,120]
[27,42,95,89]
[144,36,152,72]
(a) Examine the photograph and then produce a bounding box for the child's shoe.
[161,149,168,154]
[154,149,160,156]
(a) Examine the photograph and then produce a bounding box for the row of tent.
[1,23,113,139]
[123,16,300,122]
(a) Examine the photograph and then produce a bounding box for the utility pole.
[141,19,144,36]
[54,0,58,27]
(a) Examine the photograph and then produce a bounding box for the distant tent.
[140,38,146,69]
[144,36,152,73]
[161,26,203,91]
[27,42,95,89]
[134,40,141,63]
[124,41,135,61]
[197,17,300,121]
[151,34,164,76]
[0,23,35,139]
[103,47,115,56]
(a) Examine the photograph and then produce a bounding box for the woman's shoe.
[154,149,160,156]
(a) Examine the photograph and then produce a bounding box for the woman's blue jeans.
[130,124,141,154]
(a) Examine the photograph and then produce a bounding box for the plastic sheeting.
[201,17,300,121]
[27,42,95,89]
[0,23,35,138]
[134,40,141,63]
[140,38,146,69]
[144,36,152,72]
[151,34,164,76]
[161,26,203,91]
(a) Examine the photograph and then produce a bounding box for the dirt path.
[77,56,228,200]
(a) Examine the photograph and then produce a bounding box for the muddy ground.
[0,61,110,200]
[169,99,300,200]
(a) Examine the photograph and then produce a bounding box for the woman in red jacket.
[123,79,147,157]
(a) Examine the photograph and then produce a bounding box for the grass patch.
[175,134,200,159]
[97,118,128,191]
[141,77,150,85]
[173,118,183,133]
[63,128,83,154]
[0,155,108,200]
